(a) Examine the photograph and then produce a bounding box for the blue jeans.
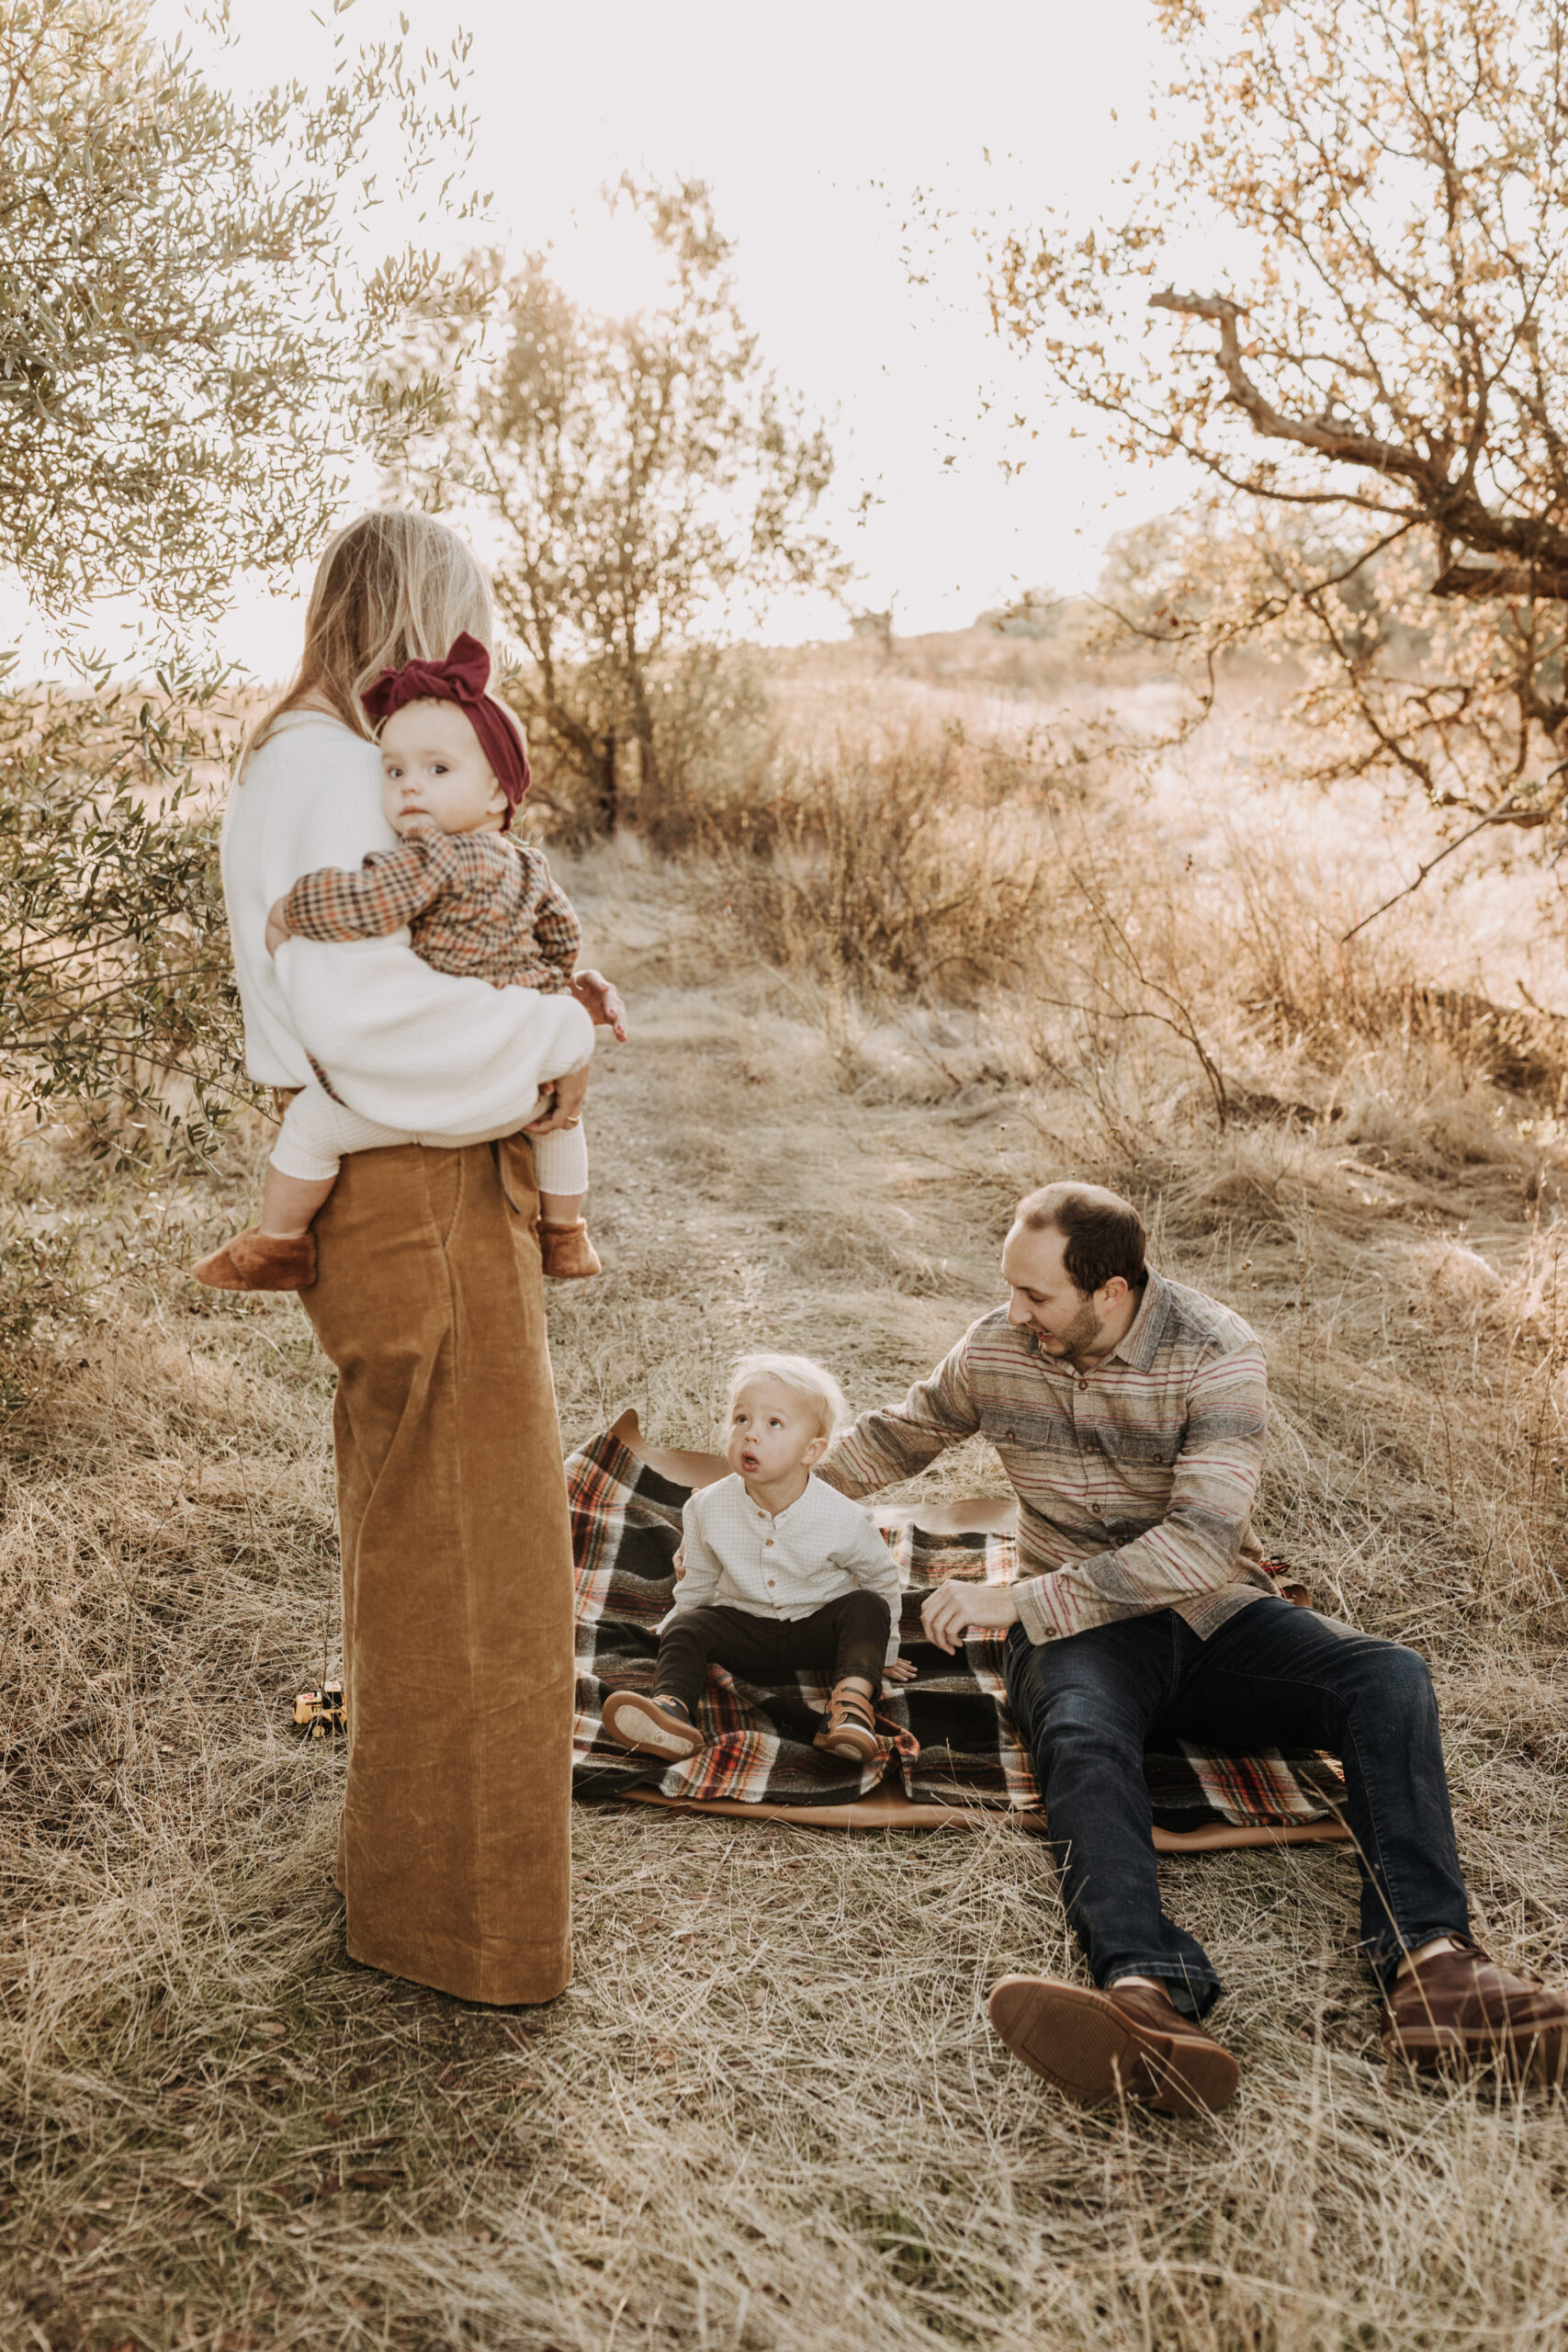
[1004,1599,1471,2017]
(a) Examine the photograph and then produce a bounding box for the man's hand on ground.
[570,967,628,1041]
[526,1064,590,1135]
[920,1582,1021,1654]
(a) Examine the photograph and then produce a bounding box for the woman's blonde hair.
[727,1352,848,1445]
[250,510,493,755]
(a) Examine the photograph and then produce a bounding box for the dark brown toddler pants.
[657,1589,892,1721]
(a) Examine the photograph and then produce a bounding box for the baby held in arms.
[603,1354,914,1767]
[195,636,622,1295]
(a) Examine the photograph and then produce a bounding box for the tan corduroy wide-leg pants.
[299,1132,574,2005]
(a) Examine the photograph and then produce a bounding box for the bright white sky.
[10,0,1190,680]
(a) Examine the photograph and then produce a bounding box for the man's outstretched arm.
[818,1331,982,1498]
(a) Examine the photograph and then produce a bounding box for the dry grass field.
[4,641,1568,2350]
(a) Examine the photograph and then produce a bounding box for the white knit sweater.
[220,709,593,1137]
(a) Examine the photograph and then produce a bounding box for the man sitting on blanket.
[817,1181,1568,2116]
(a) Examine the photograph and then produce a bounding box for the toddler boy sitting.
[603,1353,912,1764]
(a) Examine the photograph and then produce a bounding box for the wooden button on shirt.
[661,1472,905,1669]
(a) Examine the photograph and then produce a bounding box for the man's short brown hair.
[1014,1182,1147,1297]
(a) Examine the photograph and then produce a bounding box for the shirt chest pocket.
[989,1410,1057,1459]
[1095,1422,1187,1473]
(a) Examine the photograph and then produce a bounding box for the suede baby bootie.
[191,1228,318,1293]
[540,1218,601,1280]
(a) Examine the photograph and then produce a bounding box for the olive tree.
[988,0,1568,860]
[390,178,844,831]
[0,0,479,1157]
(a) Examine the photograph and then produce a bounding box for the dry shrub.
[697,725,1050,1001]
[705,720,1126,1010]
[706,709,1568,1148]
[1228,835,1568,1105]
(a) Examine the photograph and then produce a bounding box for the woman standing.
[220,511,612,2004]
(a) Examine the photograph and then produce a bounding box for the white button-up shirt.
[662,1473,904,1667]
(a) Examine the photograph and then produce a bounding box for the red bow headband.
[362,632,531,831]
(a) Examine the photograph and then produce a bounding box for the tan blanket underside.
[602,1409,1351,1853]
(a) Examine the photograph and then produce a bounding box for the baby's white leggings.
[271,1079,590,1196]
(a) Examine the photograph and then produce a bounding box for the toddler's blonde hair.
[727,1352,848,1445]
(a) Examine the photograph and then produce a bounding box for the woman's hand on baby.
[526,1063,590,1135]
[264,899,292,957]
[570,967,628,1042]
[884,1658,917,1682]
[919,1581,1021,1654]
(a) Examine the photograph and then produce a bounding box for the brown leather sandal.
[540,1219,602,1279]
[191,1229,318,1292]
[813,1682,880,1763]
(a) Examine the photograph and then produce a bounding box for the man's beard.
[1038,1296,1102,1357]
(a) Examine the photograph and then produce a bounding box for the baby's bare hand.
[885,1658,918,1683]
[570,967,628,1042]
[265,898,292,957]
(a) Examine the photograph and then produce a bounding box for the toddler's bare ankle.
[260,1166,334,1238]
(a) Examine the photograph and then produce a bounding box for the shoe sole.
[1387,2022,1568,2084]
[987,1976,1241,2117]
[814,1727,879,1762]
[602,1691,705,1761]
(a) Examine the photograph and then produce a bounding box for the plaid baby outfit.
[267,824,590,1193]
[283,829,580,991]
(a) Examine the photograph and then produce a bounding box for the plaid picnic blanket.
[569,1428,1348,1831]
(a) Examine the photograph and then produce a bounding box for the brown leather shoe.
[813,1681,880,1763]
[190,1229,317,1292]
[602,1690,705,1761]
[1383,1946,1568,2081]
[540,1218,602,1279]
[987,1975,1241,2116]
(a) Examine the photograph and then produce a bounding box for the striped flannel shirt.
[818,1269,1272,1646]
[282,828,580,993]
[663,1473,905,1668]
